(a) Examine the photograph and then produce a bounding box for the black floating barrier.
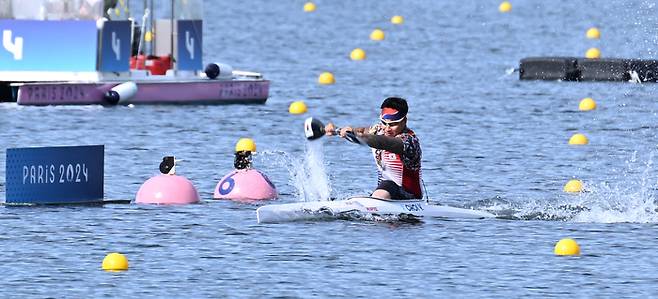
[519,57,579,81]
[519,57,658,82]
[578,58,629,81]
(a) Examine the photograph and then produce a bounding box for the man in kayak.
[325,97,423,199]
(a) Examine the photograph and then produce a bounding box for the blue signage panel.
[99,20,131,72]
[176,20,202,71]
[0,20,97,71]
[5,145,104,204]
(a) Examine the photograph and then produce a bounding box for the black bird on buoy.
[159,156,176,175]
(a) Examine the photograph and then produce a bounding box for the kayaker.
[325,97,423,199]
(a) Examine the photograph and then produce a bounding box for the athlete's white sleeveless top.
[370,125,422,198]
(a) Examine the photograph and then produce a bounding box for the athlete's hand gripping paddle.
[304,117,361,144]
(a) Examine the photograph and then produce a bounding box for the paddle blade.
[304,117,326,140]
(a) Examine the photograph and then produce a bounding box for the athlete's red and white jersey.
[371,125,422,198]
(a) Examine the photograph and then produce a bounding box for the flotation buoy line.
[519,57,658,82]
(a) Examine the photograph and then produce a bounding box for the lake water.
[2,0,658,297]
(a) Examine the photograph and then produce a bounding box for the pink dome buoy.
[135,174,200,204]
[213,169,277,202]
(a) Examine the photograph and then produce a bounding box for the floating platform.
[519,57,658,83]
[0,3,270,106]
[12,78,269,106]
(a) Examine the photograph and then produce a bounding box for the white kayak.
[256,196,495,223]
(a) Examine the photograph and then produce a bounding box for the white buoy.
[204,62,234,80]
[104,81,138,105]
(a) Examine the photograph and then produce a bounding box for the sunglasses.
[379,116,405,126]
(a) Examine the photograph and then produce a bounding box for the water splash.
[257,141,332,202]
[473,150,658,223]
[570,151,658,223]
[504,67,517,76]
[294,141,332,201]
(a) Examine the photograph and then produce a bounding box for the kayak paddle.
[304,117,361,144]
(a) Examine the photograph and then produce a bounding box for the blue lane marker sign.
[176,20,203,71]
[99,20,132,72]
[5,145,104,204]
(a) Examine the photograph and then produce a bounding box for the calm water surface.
[3,0,658,297]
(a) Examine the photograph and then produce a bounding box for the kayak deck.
[256,196,495,223]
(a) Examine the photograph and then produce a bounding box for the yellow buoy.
[499,1,512,13]
[585,47,601,59]
[563,179,583,193]
[391,15,404,25]
[235,138,256,152]
[289,101,308,115]
[350,48,366,61]
[303,2,316,12]
[569,133,589,145]
[586,27,600,39]
[579,97,597,111]
[554,238,581,256]
[144,31,153,42]
[102,253,129,271]
[370,29,385,41]
[318,72,335,85]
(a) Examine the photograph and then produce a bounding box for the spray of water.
[292,141,332,201]
[570,151,658,223]
[504,67,517,76]
[256,141,332,202]
[478,150,658,223]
